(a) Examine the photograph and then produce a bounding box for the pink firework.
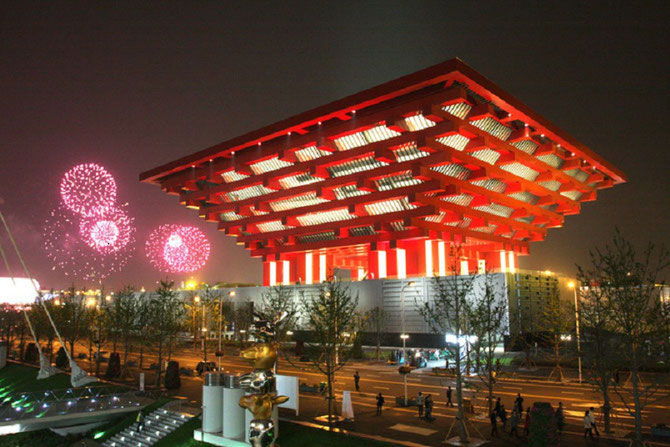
[146,225,210,273]
[79,205,135,254]
[43,206,134,281]
[60,163,117,217]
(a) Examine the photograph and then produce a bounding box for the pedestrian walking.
[417,392,424,418]
[500,405,507,432]
[425,394,434,422]
[490,411,498,436]
[589,407,600,438]
[135,411,145,432]
[494,397,501,416]
[446,386,454,407]
[353,371,360,391]
[583,411,594,439]
[376,393,384,416]
[555,402,565,435]
[524,407,531,436]
[509,409,520,438]
[515,393,524,414]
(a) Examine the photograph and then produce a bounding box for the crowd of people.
[366,373,601,443]
[490,393,569,440]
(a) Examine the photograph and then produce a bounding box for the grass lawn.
[159,419,395,447]
[0,363,77,397]
[0,428,80,447]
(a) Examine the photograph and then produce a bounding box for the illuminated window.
[305,252,313,285]
[378,250,387,279]
[425,240,433,277]
[397,249,406,279]
[438,241,446,277]
[269,261,277,286]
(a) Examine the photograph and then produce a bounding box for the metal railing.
[0,386,152,423]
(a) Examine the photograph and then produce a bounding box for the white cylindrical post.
[202,372,224,434]
[222,373,245,440]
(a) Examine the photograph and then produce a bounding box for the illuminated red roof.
[141,58,625,285]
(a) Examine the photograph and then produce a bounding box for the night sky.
[1,2,668,289]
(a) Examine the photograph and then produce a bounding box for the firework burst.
[145,224,210,273]
[60,163,117,217]
[79,205,135,254]
[44,206,134,281]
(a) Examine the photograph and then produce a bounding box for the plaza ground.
[9,340,668,446]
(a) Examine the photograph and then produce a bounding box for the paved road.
[64,342,670,447]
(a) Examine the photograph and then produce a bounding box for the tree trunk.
[19,326,25,361]
[455,343,468,443]
[602,391,611,434]
[123,336,130,367]
[631,353,643,446]
[327,356,334,427]
[139,344,144,370]
[488,368,494,414]
[155,339,163,387]
[95,330,102,377]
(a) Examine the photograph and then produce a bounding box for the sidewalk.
[282,401,661,447]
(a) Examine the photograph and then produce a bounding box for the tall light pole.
[568,281,582,383]
[400,280,415,406]
[218,290,235,371]
[193,295,200,354]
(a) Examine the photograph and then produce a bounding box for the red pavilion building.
[140,59,625,286]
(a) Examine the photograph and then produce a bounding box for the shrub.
[164,361,181,389]
[55,347,68,369]
[106,352,121,378]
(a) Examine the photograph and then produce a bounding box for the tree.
[538,283,574,382]
[578,277,618,434]
[257,286,298,356]
[577,231,669,445]
[300,281,365,426]
[135,293,153,371]
[232,301,253,347]
[90,288,111,377]
[56,286,90,361]
[417,247,474,444]
[366,306,388,361]
[184,292,201,352]
[109,286,140,370]
[147,280,185,387]
[468,273,508,413]
[199,285,222,362]
[30,300,56,361]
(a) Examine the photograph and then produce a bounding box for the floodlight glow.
[0,278,40,305]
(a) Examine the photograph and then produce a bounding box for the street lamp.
[568,281,582,383]
[400,280,416,406]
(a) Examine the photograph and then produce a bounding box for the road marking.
[373,386,390,390]
[389,424,437,436]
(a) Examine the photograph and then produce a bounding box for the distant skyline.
[1,2,668,289]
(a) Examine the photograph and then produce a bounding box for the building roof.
[139,58,625,265]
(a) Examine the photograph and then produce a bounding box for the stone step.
[102,404,193,447]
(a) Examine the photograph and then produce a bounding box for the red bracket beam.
[217,180,442,231]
